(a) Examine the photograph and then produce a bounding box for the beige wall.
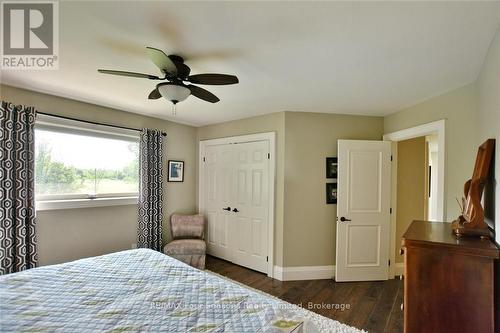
[283,112,384,266]
[395,137,426,263]
[197,112,286,266]
[4,34,498,269]
[197,111,384,267]
[476,25,500,244]
[0,84,198,265]
[384,84,478,221]
[36,206,137,265]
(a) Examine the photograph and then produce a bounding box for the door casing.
[383,119,446,278]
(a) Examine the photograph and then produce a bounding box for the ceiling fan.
[98,47,239,114]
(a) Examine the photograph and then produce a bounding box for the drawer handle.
[400,303,404,311]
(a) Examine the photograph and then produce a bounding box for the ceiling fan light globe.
[157,83,190,103]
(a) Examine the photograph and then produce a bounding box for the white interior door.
[335,140,391,281]
[204,144,233,261]
[203,139,270,274]
[231,141,269,273]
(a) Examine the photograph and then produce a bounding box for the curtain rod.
[36,111,167,137]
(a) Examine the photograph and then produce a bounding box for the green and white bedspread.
[0,249,361,332]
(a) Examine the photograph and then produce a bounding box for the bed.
[0,249,361,332]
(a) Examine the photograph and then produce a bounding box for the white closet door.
[230,141,269,273]
[203,140,270,273]
[204,144,234,261]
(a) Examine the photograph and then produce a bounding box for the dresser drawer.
[402,221,499,333]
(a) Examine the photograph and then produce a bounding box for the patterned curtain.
[0,102,37,274]
[137,129,164,251]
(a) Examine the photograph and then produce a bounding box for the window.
[35,114,139,209]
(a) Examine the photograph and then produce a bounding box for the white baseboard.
[394,263,404,277]
[273,265,335,281]
[273,264,404,281]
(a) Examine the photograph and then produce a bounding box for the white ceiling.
[2,1,500,127]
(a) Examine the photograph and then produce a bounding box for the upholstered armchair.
[164,214,206,269]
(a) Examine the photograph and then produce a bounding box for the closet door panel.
[230,141,269,273]
[204,139,270,274]
[204,144,233,261]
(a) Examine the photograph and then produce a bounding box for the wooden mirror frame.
[452,139,495,238]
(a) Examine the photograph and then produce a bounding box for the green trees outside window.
[34,129,139,197]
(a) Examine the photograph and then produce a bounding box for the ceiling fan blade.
[187,74,239,85]
[187,85,220,103]
[146,47,178,76]
[98,69,160,80]
[148,88,162,99]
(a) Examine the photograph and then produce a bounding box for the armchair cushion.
[164,239,206,256]
[170,214,204,239]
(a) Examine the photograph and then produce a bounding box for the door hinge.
[267,153,270,159]
[388,259,391,266]
[390,155,393,161]
[266,256,269,262]
[203,157,206,162]
[390,208,392,214]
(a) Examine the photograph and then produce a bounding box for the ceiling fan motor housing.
[168,55,190,79]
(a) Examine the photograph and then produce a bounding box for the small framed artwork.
[326,183,337,204]
[326,157,338,179]
[168,160,184,182]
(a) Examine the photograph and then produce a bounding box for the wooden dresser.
[401,220,499,333]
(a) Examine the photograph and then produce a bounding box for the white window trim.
[36,196,138,211]
[35,114,140,210]
[36,192,138,201]
[36,114,139,141]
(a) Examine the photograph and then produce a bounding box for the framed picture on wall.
[326,157,338,179]
[326,183,337,204]
[168,160,184,182]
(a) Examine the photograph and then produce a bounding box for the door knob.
[232,208,239,213]
[223,207,231,211]
[339,216,351,222]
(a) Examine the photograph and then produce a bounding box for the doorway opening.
[383,120,446,278]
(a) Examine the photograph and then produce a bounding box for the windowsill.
[36,196,138,211]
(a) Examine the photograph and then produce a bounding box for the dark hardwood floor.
[206,255,403,333]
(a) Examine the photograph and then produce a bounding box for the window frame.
[35,114,140,211]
